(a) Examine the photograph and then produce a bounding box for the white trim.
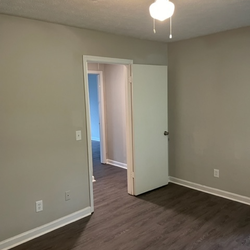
[82,57,95,213]
[83,55,133,65]
[126,64,135,195]
[0,207,92,250]
[107,159,127,169]
[169,176,250,206]
[83,55,134,210]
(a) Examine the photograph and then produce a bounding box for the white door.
[132,64,168,195]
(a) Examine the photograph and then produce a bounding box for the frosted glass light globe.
[149,0,175,21]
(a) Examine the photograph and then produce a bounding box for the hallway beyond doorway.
[91,140,127,182]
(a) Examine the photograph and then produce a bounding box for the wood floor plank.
[10,140,250,250]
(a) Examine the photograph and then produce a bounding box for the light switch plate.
[76,130,82,141]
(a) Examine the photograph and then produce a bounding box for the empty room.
[1,0,250,249]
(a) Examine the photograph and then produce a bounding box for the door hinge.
[131,172,135,178]
[129,76,132,83]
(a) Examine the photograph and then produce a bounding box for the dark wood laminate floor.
[11,141,250,250]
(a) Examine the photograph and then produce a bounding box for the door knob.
[164,131,169,136]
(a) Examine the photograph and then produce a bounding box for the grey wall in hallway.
[168,26,250,197]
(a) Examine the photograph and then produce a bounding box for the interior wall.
[88,74,100,141]
[104,64,127,165]
[0,14,168,243]
[88,63,106,72]
[168,26,250,197]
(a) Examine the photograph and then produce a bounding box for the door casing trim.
[82,55,135,212]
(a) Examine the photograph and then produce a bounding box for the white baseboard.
[106,159,127,169]
[0,207,92,250]
[169,176,250,206]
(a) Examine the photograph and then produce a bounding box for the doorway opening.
[83,56,134,212]
[88,65,128,170]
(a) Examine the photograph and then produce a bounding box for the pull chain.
[169,16,172,39]
[153,18,156,33]
[152,17,173,39]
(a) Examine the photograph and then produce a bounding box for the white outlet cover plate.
[214,169,219,178]
[36,200,43,212]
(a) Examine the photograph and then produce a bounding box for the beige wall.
[0,14,168,242]
[168,26,250,197]
[88,63,106,72]
[105,64,127,165]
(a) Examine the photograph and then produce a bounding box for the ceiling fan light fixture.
[149,0,175,21]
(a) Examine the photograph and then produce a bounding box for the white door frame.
[88,70,107,164]
[83,55,134,212]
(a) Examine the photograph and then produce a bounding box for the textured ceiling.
[0,0,250,42]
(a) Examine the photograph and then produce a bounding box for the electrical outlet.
[36,200,43,212]
[65,191,71,201]
[214,169,219,178]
